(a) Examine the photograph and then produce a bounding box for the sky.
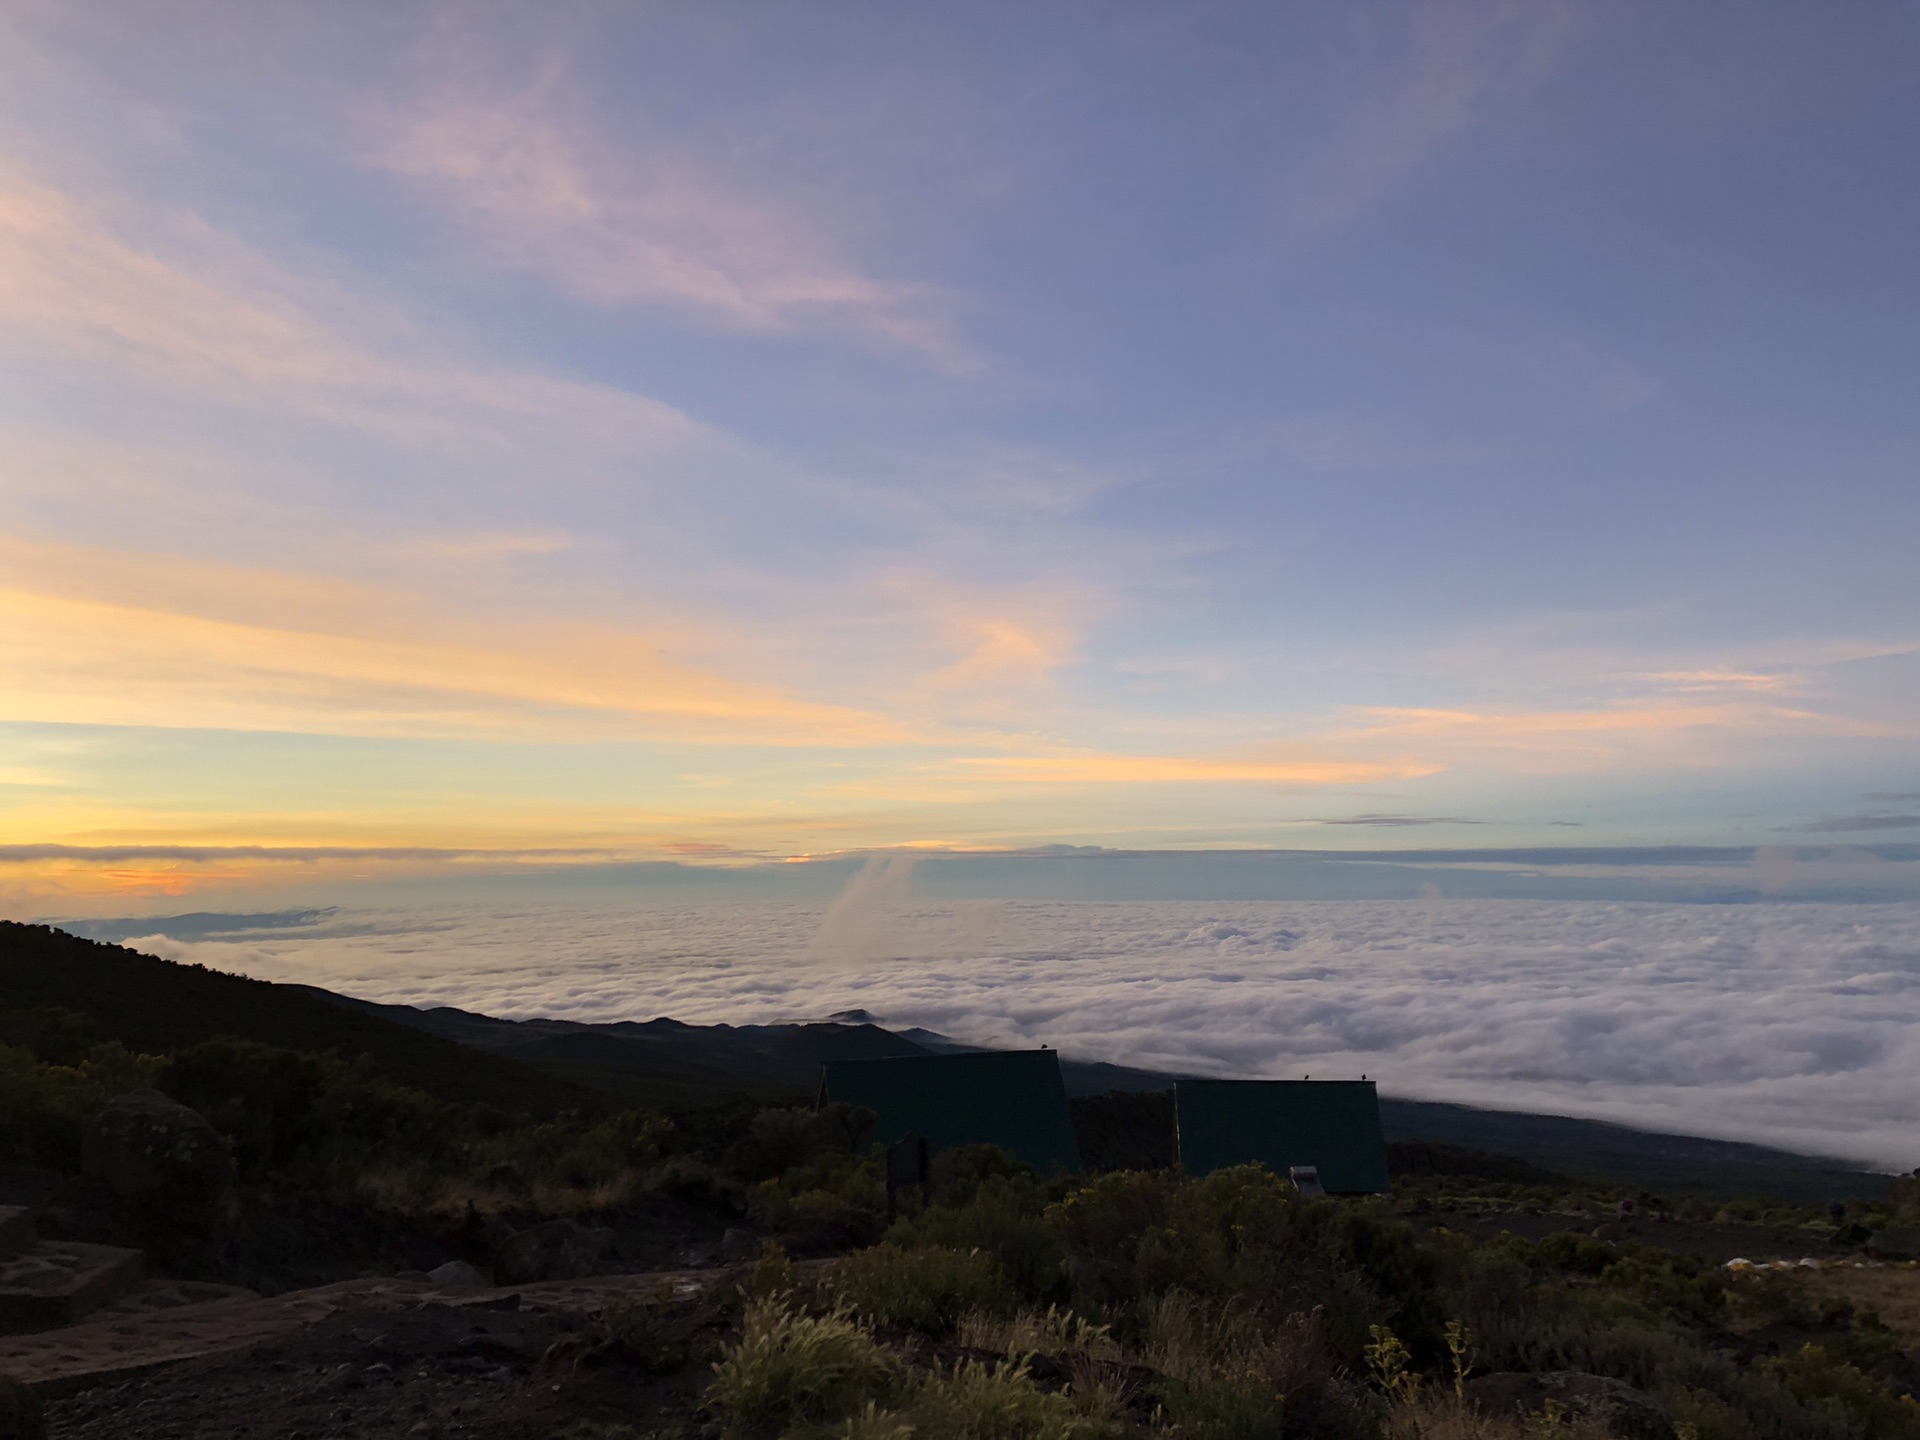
[4,1,1920,910]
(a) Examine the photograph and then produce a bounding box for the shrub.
[894,1355,1123,1440]
[1760,1343,1920,1440]
[1314,1203,1444,1353]
[159,1039,445,1178]
[725,1103,873,1184]
[890,1158,1065,1301]
[929,1144,1035,1207]
[957,1305,1120,1366]
[707,1298,894,1432]
[1144,1291,1373,1439]
[1049,1164,1385,1356]
[747,1238,800,1299]
[1156,1372,1292,1440]
[0,1040,160,1169]
[835,1244,1014,1334]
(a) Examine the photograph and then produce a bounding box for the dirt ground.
[1412,1203,1857,1266]
[32,1275,743,1440]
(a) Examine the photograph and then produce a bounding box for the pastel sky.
[4,1,1919,908]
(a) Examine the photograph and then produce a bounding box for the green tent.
[819,1049,1083,1174]
[1176,1079,1388,1193]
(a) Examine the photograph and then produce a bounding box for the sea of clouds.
[115,892,1920,1170]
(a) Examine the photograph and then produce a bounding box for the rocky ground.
[31,1270,744,1440]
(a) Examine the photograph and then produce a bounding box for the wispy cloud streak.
[378,75,971,367]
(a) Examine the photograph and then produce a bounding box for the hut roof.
[1175,1079,1388,1193]
[820,1049,1083,1174]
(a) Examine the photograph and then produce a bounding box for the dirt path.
[0,1269,721,1399]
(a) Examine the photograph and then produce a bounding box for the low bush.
[1156,1372,1292,1440]
[0,1040,159,1169]
[707,1298,895,1433]
[1760,1343,1920,1440]
[725,1103,873,1184]
[893,1355,1125,1440]
[834,1244,1014,1334]
[890,1148,1065,1302]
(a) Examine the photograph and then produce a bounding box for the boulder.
[493,1220,616,1285]
[1465,1371,1676,1440]
[80,1091,233,1211]
[0,1373,44,1440]
[427,1260,490,1289]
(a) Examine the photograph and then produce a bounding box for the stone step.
[0,1241,146,1334]
[0,1205,35,1258]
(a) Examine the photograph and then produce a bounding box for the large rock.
[492,1220,616,1285]
[426,1260,489,1290]
[0,1240,146,1333]
[80,1091,233,1210]
[1465,1371,1676,1440]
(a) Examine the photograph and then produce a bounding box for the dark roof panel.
[1176,1079,1388,1193]
[820,1049,1082,1174]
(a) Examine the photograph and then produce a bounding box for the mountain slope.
[0,922,588,1116]
[297,991,937,1110]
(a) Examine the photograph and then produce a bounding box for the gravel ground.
[45,1290,728,1440]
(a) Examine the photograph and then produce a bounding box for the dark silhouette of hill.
[294,992,940,1111]
[0,922,587,1117]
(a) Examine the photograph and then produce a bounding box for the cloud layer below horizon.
[113,894,1920,1171]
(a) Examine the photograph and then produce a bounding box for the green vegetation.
[696,1149,1920,1439]
[833,1244,1013,1333]
[708,1300,897,1432]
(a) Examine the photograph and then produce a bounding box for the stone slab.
[95,1278,260,1318]
[0,1242,145,1334]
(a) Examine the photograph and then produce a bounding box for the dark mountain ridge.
[0,921,585,1116]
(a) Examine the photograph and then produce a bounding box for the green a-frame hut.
[1175,1079,1388,1193]
[819,1049,1082,1174]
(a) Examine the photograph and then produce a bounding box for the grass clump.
[831,1359,1124,1440]
[708,1297,895,1433]
[834,1243,1014,1334]
[895,1355,1124,1439]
